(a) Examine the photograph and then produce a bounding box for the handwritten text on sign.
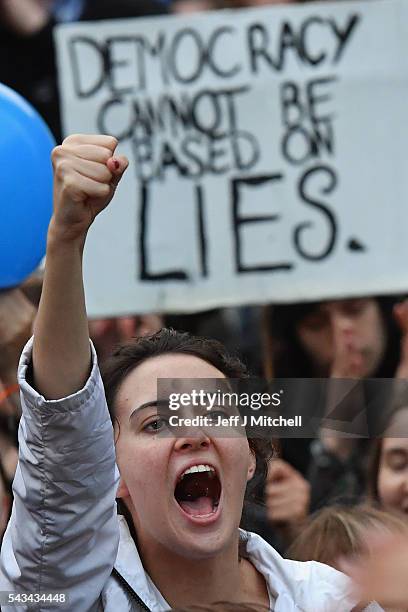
[55,0,408,315]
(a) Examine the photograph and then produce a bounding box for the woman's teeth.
[180,464,215,480]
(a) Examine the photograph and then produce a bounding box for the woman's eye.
[386,451,408,471]
[300,314,326,332]
[143,417,169,433]
[343,300,364,315]
[389,459,407,471]
[207,410,229,421]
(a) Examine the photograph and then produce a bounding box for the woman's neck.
[137,532,269,609]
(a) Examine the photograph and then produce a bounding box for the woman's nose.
[330,310,354,332]
[174,429,211,452]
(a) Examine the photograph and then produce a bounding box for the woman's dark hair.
[368,439,383,504]
[101,328,274,531]
[264,296,402,379]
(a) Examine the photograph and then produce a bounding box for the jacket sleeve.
[0,337,120,612]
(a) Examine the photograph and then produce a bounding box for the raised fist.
[50,134,128,242]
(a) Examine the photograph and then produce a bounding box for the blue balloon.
[0,83,55,289]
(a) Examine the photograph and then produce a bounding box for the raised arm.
[32,134,128,399]
[0,136,128,611]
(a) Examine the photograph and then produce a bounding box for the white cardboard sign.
[55,0,408,316]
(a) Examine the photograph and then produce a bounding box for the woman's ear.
[247,450,256,481]
[116,477,130,500]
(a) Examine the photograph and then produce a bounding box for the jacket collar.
[113,516,361,612]
[114,515,169,611]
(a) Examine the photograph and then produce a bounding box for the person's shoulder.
[244,530,358,611]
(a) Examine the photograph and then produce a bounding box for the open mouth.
[174,464,222,518]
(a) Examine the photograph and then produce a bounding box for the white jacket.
[0,339,382,612]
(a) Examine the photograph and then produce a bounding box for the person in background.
[305,298,408,511]
[287,504,408,568]
[0,290,36,418]
[263,298,404,508]
[0,289,36,471]
[0,287,38,541]
[287,504,408,612]
[341,533,408,612]
[288,504,408,612]
[265,298,401,381]
[368,385,408,518]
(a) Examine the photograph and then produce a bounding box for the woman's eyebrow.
[129,400,169,422]
[386,447,408,455]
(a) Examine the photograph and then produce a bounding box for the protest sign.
[55,0,408,316]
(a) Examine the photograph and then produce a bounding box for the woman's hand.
[49,134,128,245]
[330,319,365,379]
[265,459,310,538]
[33,134,128,399]
[322,318,366,462]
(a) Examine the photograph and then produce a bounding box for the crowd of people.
[1,1,408,611]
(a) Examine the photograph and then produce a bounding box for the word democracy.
[69,13,360,97]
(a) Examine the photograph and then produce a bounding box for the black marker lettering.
[294,165,338,261]
[139,183,189,281]
[196,184,208,277]
[169,28,206,84]
[207,26,241,78]
[69,36,106,98]
[248,23,280,73]
[307,76,337,123]
[299,17,326,66]
[232,175,294,273]
[281,81,306,127]
[277,22,299,71]
[330,14,361,63]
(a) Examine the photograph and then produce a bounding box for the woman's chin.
[168,494,238,558]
